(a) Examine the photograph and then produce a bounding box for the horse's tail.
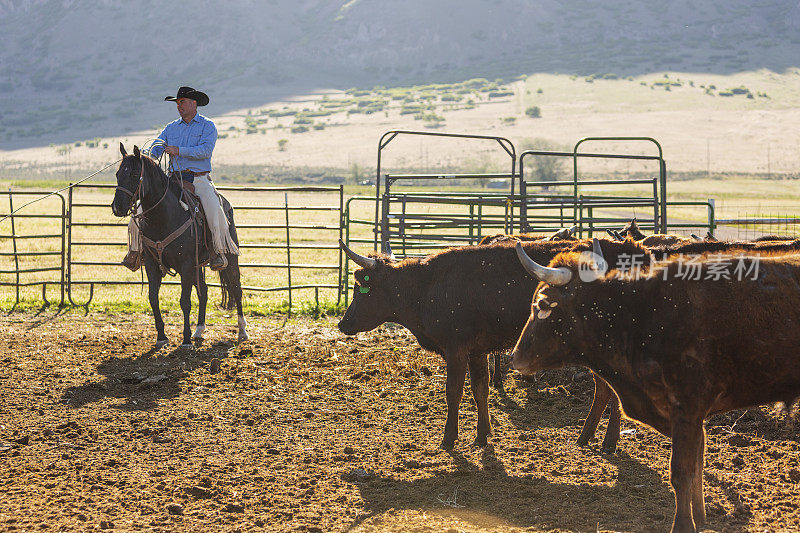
[216,195,239,309]
[218,270,232,309]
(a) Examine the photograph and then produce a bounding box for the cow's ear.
[120,143,127,156]
[133,145,141,158]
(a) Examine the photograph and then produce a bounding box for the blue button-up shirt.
[149,113,217,174]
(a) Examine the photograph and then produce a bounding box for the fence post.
[284,193,292,315]
[66,184,73,302]
[59,193,66,306]
[8,189,20,306]
[708,198,716,234]
[337,185,343,306]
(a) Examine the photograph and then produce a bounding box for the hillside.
[1,0,799,147]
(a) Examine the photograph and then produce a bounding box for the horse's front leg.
[145,261,168,349]
[192,268,207,345]
[179,272,193,348]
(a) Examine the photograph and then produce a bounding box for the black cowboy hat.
[164,86,209,106]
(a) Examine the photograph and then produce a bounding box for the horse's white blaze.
[192,324,206,339]
[237,315,249,342]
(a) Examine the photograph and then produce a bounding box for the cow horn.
[591,238,608,272]
[606,229,620,241]
[691,233,701,241]
[515,242,573,286]
[339,239,377,269]
[549,225,577,240]
[383,240,396,261]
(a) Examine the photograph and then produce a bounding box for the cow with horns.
[338,236,598,449]
[512,239,800,532]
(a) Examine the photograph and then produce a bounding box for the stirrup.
[122,251,142,271]
[210,253,228,271]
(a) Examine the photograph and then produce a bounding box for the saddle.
[179,180,214,256]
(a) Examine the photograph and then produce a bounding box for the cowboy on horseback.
[122,86,238,272]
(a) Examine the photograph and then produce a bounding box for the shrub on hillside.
[525,106,541,118]
[520,138,569,182]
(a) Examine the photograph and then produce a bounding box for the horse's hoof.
[192,337,204,347]
[192,325,206,343]
[440,439,456,451]
[154,339,168,349]
[237,332,249,343]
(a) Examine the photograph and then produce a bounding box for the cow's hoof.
[440,439,455,451]
[237,332,249,343]
[575,437,591,447]
[154,339,168,349]
[601,445,618,454]
[472,438,488,448]
[179,343,193,351]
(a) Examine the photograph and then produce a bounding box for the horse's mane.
[139,154,183,199]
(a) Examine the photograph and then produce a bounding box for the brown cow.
[338,237,602,449]
[512,240,800,532]
[575,237,800,450]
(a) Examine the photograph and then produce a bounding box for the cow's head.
[338,239,399,335]
[511,239,607,375]
[620,218,646,240]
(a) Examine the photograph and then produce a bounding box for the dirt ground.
[1,311,799,532]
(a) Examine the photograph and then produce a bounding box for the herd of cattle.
[337,220,800,533]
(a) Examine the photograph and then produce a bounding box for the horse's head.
[111,143,143,217]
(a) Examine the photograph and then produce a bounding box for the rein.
[120,156,207,280]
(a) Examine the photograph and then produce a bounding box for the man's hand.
[165,146,180,156]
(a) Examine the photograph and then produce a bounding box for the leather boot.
[210,252,228,271]
[122,251,142,272]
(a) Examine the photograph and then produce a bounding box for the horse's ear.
[133,145,140,158]
[120,143,127,156]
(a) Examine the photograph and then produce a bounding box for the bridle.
[116,155,171,221]
[115,158,142,216]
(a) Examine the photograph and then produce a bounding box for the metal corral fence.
[1,185,344,310]
[4,130,796,309]
[0,190,66,305]
[373,131,717,257]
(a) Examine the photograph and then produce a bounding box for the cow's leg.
[602,395,622,453]
[576,373,613,446]
[179,272,193,348]
[691,427,707,528]
[468,354,491,447]
[442,352,468,450]
[193,269,207,344]
[669,415,704,533]
[145,262,168,348]
[491,352,504,389]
